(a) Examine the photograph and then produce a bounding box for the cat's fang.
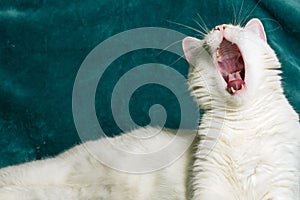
[231,87,236,93]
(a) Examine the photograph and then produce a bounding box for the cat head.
[183,18,281,110]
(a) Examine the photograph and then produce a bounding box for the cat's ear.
[182,37,202,65]
[245,18,267,42]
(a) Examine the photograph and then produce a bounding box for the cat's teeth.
[241,84,245,90]
[231,87,236,93]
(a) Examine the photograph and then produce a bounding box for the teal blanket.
[0,0,299,167]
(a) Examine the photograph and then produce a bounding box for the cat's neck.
[199,89,298,136]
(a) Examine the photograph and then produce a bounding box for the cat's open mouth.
[216,39,246,95]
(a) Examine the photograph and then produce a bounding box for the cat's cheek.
[223,30,240,44]
[207,32,223,51]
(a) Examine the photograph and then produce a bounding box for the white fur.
[0,18,299,200]
[184,19,300,199]
[0,127,192,200]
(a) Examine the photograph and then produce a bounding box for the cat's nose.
[214,24,227,31]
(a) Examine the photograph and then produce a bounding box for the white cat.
[184,18,300,199]
[0,18,299,200]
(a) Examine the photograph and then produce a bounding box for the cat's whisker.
[169,45,207,70]
[195,34,204,38]
[157,39,184,57]
[265,26,281,34]
[157,33,207,69]
[240,1,253,26]
[260,18,282,33]
[169,54,187,67]
[192,19,208,37]
[170,44,207,68]
[196,13,210,33]
[167,20,206,36]
[240,0,262,26]
[237,0,245,26]
[231,0,238,25]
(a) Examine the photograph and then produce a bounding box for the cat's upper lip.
[216,39,246,95]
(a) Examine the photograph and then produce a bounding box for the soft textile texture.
[0,0,299,167]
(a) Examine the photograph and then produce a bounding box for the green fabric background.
[0,0,299,168]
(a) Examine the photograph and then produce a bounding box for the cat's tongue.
[227,71,245,94]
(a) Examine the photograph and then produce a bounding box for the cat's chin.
[208,96,251,112]
[211,78,252,108]
[225,92,250,107]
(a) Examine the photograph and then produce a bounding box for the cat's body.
[190,92,300,199]
[0,18,299,200]
[0,127,192,200]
